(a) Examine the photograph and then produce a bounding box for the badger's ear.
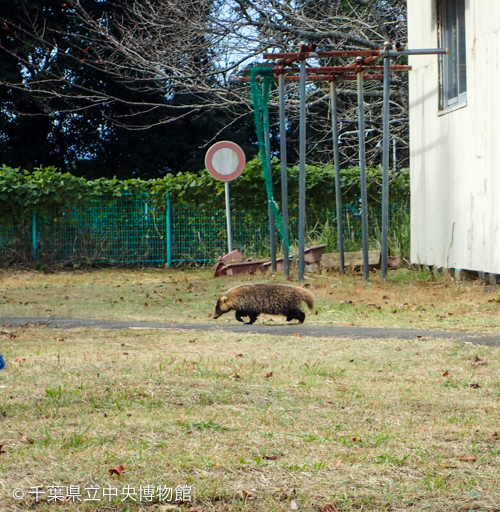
[221,295,228,303]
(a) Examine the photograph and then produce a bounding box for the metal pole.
[298,58,307,282]
[225,181,233,253]
[393,138,397,173]
[357,67,370,281]
[265,109,276,270]
[32,211,37,262]
[166,191,172,268]
[381,44,391,280]
[262,48,447,60]
[279,72,290,277]
[386,48,449,57]
[330,79,344,274]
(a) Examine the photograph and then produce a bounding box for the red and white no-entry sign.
[205,141,246,182]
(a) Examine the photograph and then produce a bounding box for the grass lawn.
[1,266,500,332]
[1,268,500,511]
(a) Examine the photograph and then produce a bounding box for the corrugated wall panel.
[408,1,500,273]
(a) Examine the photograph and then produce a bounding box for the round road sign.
[205,141,246,182]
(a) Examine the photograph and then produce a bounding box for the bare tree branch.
[0,0,408,167]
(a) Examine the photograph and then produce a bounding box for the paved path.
[1,316,500,347]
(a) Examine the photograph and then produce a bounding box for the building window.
[439,0,467,109]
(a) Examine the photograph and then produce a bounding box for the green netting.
[249,66,294,258]
[0,194,408,267]
[35,194,167,265]
[170,205,280,264]
[0,213,32,263]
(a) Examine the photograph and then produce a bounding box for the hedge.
[0,158,409,216]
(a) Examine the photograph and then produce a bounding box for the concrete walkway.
[1,315,500,347]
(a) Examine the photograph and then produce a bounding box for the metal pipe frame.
[357,69,370,281]
[381,45,391,280]
[245,45,448,282]
[32,211,37,262]
[330,80,344,274]
[243,65,411,75]
[231,74,385,83]
[264,108,276,271]
[298,59,306,282]
[278,73,290,277]
[263,48,448,60]
[166,191,172,268]
[225,181,233,254]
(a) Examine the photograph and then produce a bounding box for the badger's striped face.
[213,295,230,319]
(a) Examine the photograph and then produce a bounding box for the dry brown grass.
[1,266,500,332]
[1,324,500,511]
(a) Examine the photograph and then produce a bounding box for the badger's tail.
[299,288,315,312]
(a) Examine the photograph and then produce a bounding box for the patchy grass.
[1,326,500,511]
[1,267,500,332]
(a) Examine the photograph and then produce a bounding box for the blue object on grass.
[0,352,6,370]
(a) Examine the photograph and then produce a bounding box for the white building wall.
[408,1,500,273]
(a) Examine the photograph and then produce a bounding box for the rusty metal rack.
[233,44,448,281]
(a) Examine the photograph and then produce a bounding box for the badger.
[213,284,315,324]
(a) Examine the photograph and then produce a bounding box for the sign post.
[205,141,246,253]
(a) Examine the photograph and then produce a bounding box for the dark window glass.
[440,0,467,108]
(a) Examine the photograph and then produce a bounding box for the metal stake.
[279,72,290,277]
[166,191,172,268]
[265,109,276,270]
[381,44,391,280]
[393,138,397,173]
[225,181,233,253]
[32,211,37,262]
[330,79,344,274]
[357,67,369,281]
[298,58,306,282]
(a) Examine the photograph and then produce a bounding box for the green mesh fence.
[0,193,409,267]
[0,213,32,264]
[35,194,167,265]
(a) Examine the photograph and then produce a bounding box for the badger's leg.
[286,309,305,323]
[235,310,247,322]
[246,312,259,325]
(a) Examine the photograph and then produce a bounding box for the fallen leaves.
[442,371,450,377]
[0,329,17,339]
[236,489,256,501]
[457,455,476,462]
[0,444,6,455]
[471,356,487,367]
[282,488,296,499]
[19,433,34,445]
[14,356,26,364]
[263,372,273,378]
[319,505,339,512]
[108,464,125,476]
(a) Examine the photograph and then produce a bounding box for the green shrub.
[0,159,409,215]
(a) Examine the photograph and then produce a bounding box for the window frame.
[438,0,467,111]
